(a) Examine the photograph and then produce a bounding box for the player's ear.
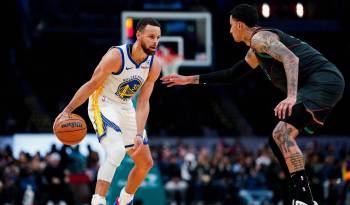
[237,21,242,29]
[136,30,141,39]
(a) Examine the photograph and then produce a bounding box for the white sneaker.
[292,200,318,205]
[91,194,106,205]
[114,197,133,205]
[116,187,134,205]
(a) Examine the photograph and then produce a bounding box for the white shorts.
[88,95,148,149]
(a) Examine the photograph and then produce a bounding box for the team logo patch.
[116,76,143,100]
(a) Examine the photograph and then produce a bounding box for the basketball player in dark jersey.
[161,4,344,205]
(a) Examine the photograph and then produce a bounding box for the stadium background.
[1,0,350,204]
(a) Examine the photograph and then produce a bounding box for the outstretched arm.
[251,31,299,119]
[160,49,258,87]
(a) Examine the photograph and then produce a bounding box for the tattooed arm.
[160,49,258,86]
[251,31,299,97]
[251,31,299,119]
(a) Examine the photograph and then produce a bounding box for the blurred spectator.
[192,147,212,204]
[0,161,21,204]
[164,154,188,205]
[86,145,100,195]
[42,152,74,204]
[67,145,86,174]
[1,139,350,204]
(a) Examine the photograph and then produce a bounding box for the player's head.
[229,4,258,42]
[136,18,161,55]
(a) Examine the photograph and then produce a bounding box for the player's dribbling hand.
[131,135,143,157]
[53,111,70,128]
[274,96,296,119]
[160,74,191,87]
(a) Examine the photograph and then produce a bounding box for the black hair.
[230,4,258,27]
[136,18,161,32]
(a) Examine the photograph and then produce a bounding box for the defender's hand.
[161,74,192,87]
[274,96,296,119]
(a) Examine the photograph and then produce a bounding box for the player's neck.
[130,42,147,64]
[243,27,255,46]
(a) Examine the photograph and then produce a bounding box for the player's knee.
[144,158,154,170]
[101,128,126,167]
[97,159,119,182]
[271,130,280,143]
[137,157,154,171]
[272,122,287,142]
[106,146,126,167]
[134,157,154,172]
[273,122,299,142]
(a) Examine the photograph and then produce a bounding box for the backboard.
[121,11,212,67]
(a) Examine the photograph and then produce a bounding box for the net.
[156,45,183,75]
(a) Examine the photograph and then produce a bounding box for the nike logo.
[126,66,133,70]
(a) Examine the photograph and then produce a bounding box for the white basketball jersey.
[93,44,154,106]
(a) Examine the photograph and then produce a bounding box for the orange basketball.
[53,114,87,145]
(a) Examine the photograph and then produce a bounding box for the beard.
[141,41,156,55]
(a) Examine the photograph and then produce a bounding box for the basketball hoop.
[156,45,183,75]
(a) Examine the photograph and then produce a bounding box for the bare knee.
[143,158,154,170]
[272,124,284,143]
[272,122,301,155]
[129,146,154,171]
[136,158,154,171]
[272,122,299,143]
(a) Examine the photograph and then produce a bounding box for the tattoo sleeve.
[273,123,305,172]
[252,31,299,97]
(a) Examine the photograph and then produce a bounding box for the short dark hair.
[230,4,258,27]
[136,18,161,32]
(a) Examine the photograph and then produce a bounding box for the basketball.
[53,113,87,145]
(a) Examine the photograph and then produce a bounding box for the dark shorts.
[281,103,332,134]
[286,69,345,134]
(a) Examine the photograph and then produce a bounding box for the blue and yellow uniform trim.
[92,87,122,141]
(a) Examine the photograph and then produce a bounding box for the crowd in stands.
[155,140,350,205]
[0,144,99,205]
[1,139,350,205]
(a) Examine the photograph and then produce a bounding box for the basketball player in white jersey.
[54,18,162,205]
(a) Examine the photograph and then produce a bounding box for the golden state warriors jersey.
[92,44,154,106]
